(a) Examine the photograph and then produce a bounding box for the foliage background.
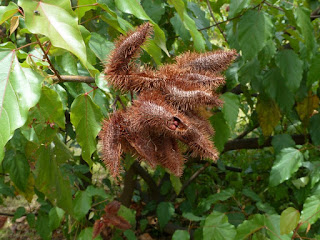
[0,0,320,239]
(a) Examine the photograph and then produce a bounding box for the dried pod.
[100,23,237,177]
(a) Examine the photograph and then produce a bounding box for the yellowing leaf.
[280,207,300,234]
[256,97,281,136]
[296,93,319,125]
[15,174,35,202]
[10,16,19,35]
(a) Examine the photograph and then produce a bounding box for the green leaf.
[242,188,261,202]
[182,212,205,222]
[70,94,103,165]
[73,190,92,220]
[19,0,88,67]
[170,175,182,195]
[142,0,165,24]
[280,207,300,234]
[170,13,191,44]
[75,0,97,20]
[271,134,295,154]
[172,230,190,240]
[0,178,14,197]
[309,113,320,145]
[258,40,276,67]
[269,148,304,187]
[0,50,43,162]
[157,202,175,230]
[35,145,73,214]
[229,0,249,18]
[3,151,30,192]
[301,195,320,225]
[210,112,230,152]
[263,68,295,112]
[237,10,273,60]
[118,205,136,228]
[49,207,65,231]
[198,189,235,213]
[168,0,205,51]
[78,227,102,240]
[221,93,240,129]
[203,211,236,240]
[307,52,320,86]
[13,207,26,222]
[0,2,19,24]
[275,50,303,92]
[37,86,66,129]
[124,229,136,240]
[36,212,51,240]
[236,214,266,239]
[89,33,114,61]
[295,7,315,54]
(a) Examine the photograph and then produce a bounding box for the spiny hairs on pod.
[100,22,237,177]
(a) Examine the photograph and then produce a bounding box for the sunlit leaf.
[269,148,304,187]
[301,195,320,225]
[280,207,300,234]
[203,211,236,240]
[0,2,19,24]
[0,50,43,162]
[19,0,88,66]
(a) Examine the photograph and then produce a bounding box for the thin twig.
[206,0,227,42]
[50,75,95,83]
[171,162,210,201]
[15,41,38,51]
[35,35,62,82]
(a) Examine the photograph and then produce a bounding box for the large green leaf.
[275,50,303,92]
[237,10,273,60]
[301,195,320,225]
[168,0,205,51]
[203,211,236,240]
[19,0,87,66]
[157,202,175,230]
[269,148,304,187]
[0,50,43,162]
[0,2,19,24]
[35,144,73,214]
[142,0,165,24]
[115,0,169,56]
[280,207,300,235]
[70,94,103,166]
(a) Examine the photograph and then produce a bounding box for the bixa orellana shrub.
[99,22,237,177]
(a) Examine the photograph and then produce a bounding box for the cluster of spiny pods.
[99,23,237,177]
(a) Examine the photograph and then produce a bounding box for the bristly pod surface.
[100,22,237,177]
